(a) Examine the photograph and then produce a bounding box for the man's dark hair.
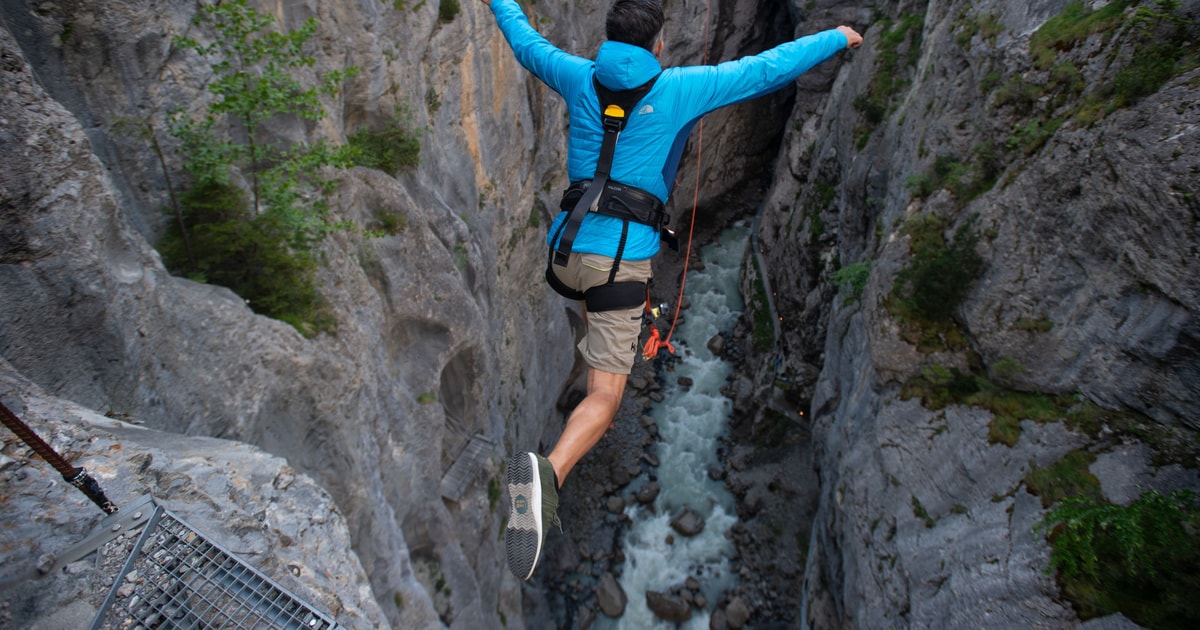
[606,0,664,51]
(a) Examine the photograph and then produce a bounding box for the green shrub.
[906,154,996,204]
[982,386,1061,445]
[1036,490,1200,628]
[977,13,1004,43]
[979,70,1004,94]
[956,11,1004,50]
[1110,41,1185,106]
[487,476,500,511]
[803,179,836,242]
[348,109,421,176]
[896,216,984,321]
[1026,449,1102,507]
[158,181,333,336]
[904,174,934,198]
[438,0,460,23]
[1110,1,1195,106]
[832,261,872,300]
[853,93,887,124]
[1048,62,1086,94]
[1005,118,1064,156]
[901,365,979,410]
[991,355,1026,382]
[901,366,1066,446]
[365,209,407,237]
[1013,315,1055,332]
[993,76,1044,114]
[164,0,357,336]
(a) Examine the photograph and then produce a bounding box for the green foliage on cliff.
[1003,0,1196,133]
[158,180,332,334]
[954,11,1003,50]
[853,12,924,147]
[905,150,1000,205]
[1030,0,1132,70]
[438,0,461,23]
[1036,490,1200,628]
[831,260,871,301]
[894,214,984,322]
[900,366,1065,446]
[803,178,836,243]
[347,107,422,176]
[1026,449,1103,506]
[162,0,360,336]
[749,257,775,352]
[170,0,357,202]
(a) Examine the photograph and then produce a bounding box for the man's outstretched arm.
[480,0,592,98]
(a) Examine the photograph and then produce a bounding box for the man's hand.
[837,26,863,49]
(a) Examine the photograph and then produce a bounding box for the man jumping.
[480,0,862,580]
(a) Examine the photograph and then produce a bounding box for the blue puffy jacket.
[489,0,848,261]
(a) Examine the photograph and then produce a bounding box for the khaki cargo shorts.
[549,253,652,375]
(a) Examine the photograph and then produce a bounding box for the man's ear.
[654,39,664,58]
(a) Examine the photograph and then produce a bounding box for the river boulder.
[595,572,626,618]
[707,333,726,356]
[645,590,691,623]
[669,507,705,537]
[725,595,750,629]
[635,482,660,505]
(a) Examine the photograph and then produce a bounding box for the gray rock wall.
[1,1,575,627]
[9,0,1195,626]
[740,0,1200,627]
[0,362,390,628]
[1,0,807,627]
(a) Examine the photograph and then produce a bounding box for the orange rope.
[643,0,712,361]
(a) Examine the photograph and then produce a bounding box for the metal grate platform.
[440,433,495,502]
[91,500,343,630]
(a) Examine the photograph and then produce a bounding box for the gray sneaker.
[505,452,559,581]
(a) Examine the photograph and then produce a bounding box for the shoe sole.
[505,452,543,581]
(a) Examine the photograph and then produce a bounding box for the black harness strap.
[545,74,662,313]
[544,213,647,313]
[552,75,659,267]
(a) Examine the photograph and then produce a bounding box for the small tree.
[171,0,356,213]
[163,0,358,335]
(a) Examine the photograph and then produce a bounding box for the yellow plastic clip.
[604,104,626,119]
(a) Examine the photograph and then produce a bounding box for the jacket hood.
[594,41,662,90]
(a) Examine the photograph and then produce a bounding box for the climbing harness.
[549,0,712,359]
[546,75,668,314]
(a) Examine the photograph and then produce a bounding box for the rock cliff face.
[0,1,574,627]
[739,0,1200,627]
[2,0,1197,628]
[0,0,803,627]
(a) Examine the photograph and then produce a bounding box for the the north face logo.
[637,104,654,115]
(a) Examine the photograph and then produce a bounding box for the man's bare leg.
[546,366,627,487]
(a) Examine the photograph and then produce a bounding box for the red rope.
[643,0,712,360]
